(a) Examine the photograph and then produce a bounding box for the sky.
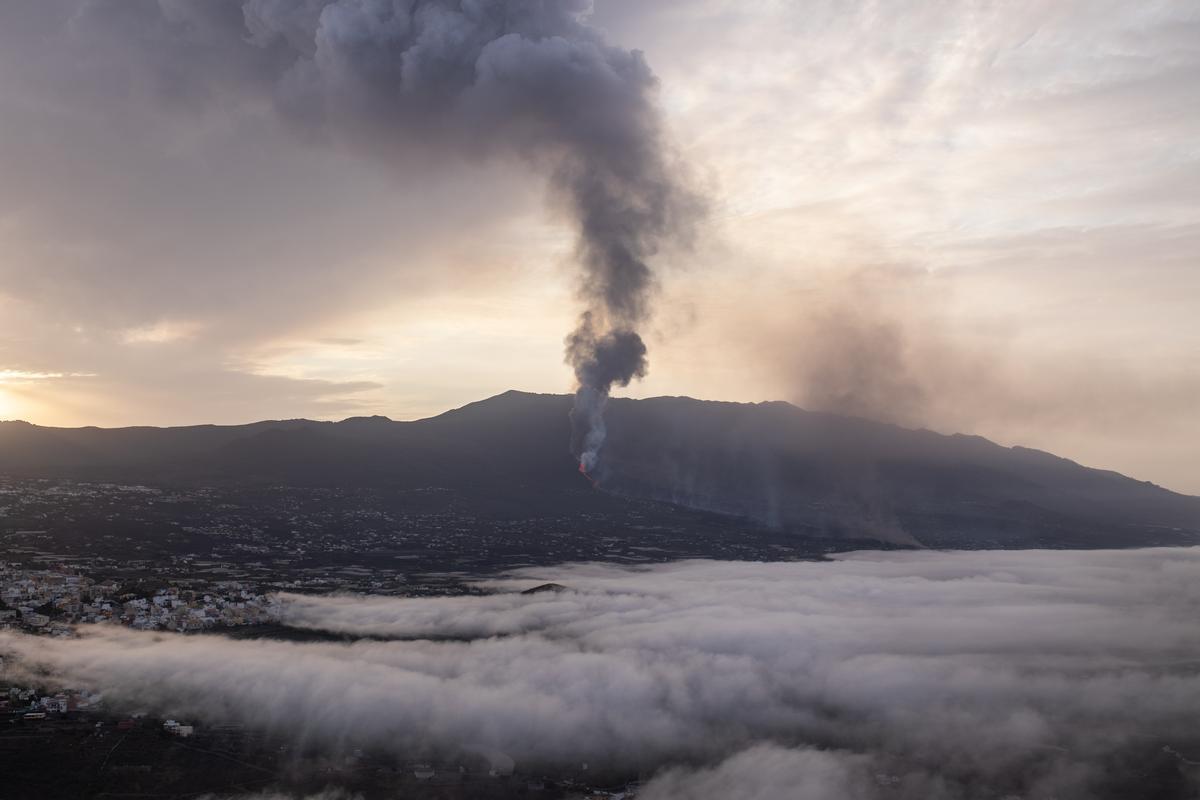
[0,0,1197,492]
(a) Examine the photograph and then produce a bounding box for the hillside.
[2,390,1197,548]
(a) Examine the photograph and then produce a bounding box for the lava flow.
[578,461,599,489]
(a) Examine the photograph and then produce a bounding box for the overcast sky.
[1,1,1197,492]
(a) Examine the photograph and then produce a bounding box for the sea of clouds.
[4,548,1200,799]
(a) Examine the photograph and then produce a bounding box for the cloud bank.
[2,0,1197,493]
[5,548,1200,798]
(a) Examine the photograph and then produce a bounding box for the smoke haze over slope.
[3,390,1197,549]
[5,548,1200,798]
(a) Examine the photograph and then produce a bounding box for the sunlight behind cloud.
[121,320,204,345]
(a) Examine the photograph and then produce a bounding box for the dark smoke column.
[288,0,703,478]
[567,316,648,474]
[66,0,699,473]
[537,13,700,477]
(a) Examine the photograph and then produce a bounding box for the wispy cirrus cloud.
[0,369,94,382]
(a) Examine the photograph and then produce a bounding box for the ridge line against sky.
[0,0,1197,491]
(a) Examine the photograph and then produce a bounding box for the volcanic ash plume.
[51,0,700,477]
[544,33,699,475]
[301,0,703,478]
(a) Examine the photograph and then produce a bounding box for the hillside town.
[0,562,277,635]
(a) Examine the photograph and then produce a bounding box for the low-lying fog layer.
[5,548,1200,799]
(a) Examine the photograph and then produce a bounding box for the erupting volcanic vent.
[577,456,599,488]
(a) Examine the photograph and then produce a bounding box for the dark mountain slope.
[596,396,1199,545]
[1,390,1196,547]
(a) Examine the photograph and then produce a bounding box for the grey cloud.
[4,548,1200,797]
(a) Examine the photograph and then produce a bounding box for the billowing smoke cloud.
[733,262,1200,493]
[5,548,1200,798]
[45,0,699,470]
